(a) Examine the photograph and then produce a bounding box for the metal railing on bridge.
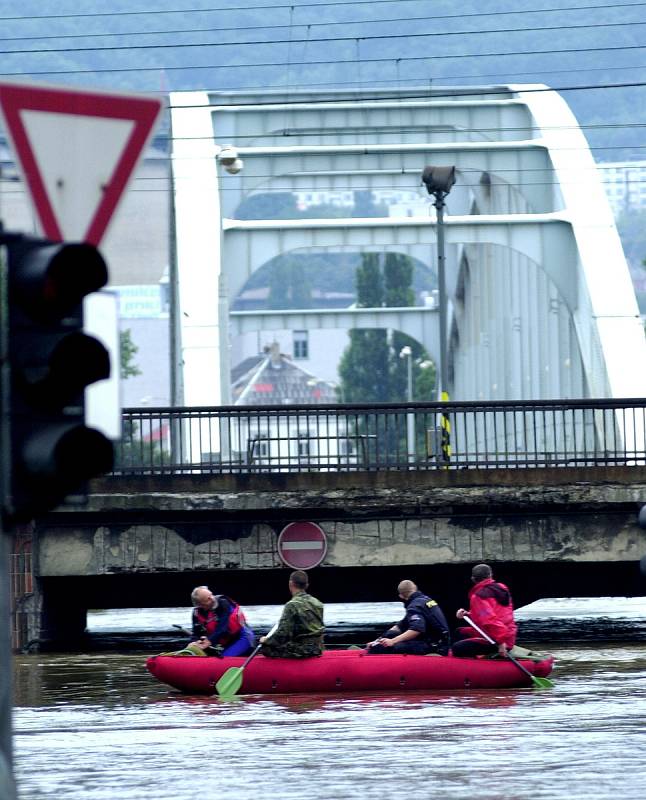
[111,398,646,476]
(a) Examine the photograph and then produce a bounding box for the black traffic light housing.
[1,231,114,521]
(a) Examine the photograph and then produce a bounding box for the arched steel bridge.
[169,85,646,421]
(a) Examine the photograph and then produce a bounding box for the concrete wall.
[37,504,645,578]
[35,467,646,594]
[19,466,646,650]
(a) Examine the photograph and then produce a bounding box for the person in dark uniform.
[366,579,450,655]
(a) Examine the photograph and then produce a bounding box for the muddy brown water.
[11,599,646,800]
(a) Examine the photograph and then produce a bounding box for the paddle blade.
[531,675,555,689]
[216,666,244,698]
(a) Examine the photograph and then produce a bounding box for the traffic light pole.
[0,525,16,800]
[1,226,17,799]
[0,229,118,800]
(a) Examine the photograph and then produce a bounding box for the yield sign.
[0,81,163,246]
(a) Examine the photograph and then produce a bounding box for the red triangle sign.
[0,81,163,246]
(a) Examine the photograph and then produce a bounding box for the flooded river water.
[11,598,646,800]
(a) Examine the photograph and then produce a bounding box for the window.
[293,330,309,359]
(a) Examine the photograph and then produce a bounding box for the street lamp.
[421,165,456,401]
[399,345,414,463]
[421,166,455,466]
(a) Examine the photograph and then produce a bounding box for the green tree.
[120,329,141,379]
[338,252,436,403]
[115,329,168,470]
[338,253,390,402]
[384,253,421,401]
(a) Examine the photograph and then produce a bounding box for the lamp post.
[399,345,414,463]
[215,146,244,465]
[215,145,244,408]
[421,165,456,400]
[421,166,456,464]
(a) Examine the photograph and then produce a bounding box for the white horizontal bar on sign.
[281,541,325,550]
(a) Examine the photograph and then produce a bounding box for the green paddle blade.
[531,675,555,689]
[216,666,244,697]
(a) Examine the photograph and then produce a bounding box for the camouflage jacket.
[261,591,324,658]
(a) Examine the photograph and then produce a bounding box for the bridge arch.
[170,85,646,406]
[222,145,554,219]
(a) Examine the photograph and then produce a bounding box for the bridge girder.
[222,141,552,217]
[170,85,646,406]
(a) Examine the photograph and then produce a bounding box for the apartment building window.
[293,330,309,359]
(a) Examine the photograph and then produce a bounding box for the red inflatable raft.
[146,649,554,694]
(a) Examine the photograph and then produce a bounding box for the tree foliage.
[120,329,141,379]
[338,253,390,402]
[115,329,169,469]
[338,252,435,403]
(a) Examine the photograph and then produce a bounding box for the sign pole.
[1,239,16,797]
[0,80,162,800]
[0,524,16,800]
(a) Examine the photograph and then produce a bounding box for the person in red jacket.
[452,564,517,658]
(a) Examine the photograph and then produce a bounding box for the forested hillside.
[1,0,644,159]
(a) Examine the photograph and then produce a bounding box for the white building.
[598,160,646,216]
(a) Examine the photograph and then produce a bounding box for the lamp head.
[421,165,456,195]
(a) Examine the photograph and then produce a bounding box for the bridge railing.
[111,398,646,475]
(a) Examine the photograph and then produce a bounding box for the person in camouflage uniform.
[260,570,324,658]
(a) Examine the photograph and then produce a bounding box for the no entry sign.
[277,522,328,570]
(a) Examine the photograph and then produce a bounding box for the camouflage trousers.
[261,639,323,659]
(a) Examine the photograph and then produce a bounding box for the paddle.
[215,623,278,698]
[173,624,224,656]
[462,614,554,689]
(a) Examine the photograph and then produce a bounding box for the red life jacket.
[196,595,246,644]
[468,578,517,647]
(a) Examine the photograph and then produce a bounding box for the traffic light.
[0,231,114,521]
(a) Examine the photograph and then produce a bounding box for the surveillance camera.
[224,158,244,175]
[218,146,238,166]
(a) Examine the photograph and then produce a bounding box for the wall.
[23,466,646,648]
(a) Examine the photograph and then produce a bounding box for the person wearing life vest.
[452,564,518,658]
[188,586,256,657]
[366,579,451,655]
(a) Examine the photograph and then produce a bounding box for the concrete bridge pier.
[18,466,646,650]
[38,587,87,649]
[24,558,646,652]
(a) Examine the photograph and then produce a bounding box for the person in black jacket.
[366,580,450,655]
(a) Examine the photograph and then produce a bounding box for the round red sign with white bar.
[277,521,328,570]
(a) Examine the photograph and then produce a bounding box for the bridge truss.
[169,85,646,422]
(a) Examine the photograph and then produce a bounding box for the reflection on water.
[11,599,646,800]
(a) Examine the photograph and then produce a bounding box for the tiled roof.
[232,349,336,406]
